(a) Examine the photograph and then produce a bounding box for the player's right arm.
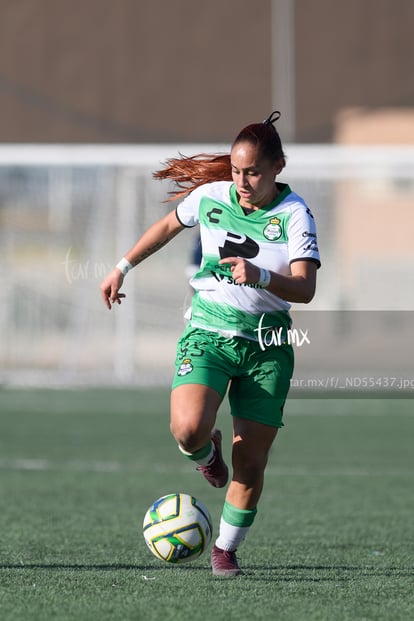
[100,209,185,309]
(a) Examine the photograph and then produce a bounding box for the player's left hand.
[218,257,260,285]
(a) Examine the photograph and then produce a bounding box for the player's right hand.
[99,269,126,310]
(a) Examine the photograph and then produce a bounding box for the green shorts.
[172,325,294,428]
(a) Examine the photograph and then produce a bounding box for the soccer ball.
[143,492,213,564]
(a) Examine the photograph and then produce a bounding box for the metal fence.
[1,144,413,388]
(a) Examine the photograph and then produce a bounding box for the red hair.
[153,112,285,202]
[153,153,232,201]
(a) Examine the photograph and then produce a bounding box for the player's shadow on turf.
[243,564,414,581]
[0,563,210,571]
[1,564,412,582]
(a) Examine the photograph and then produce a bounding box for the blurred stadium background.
[0,0,413,390]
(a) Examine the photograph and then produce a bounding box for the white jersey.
[176,181,320,341]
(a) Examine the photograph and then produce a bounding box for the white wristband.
[116,257,133,276]
[258,268,271,288]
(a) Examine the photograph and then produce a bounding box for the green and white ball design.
[143,493,213,563]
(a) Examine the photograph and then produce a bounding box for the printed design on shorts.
[263,217,282,241]
[177,358,194,377]
[177,339,205,362]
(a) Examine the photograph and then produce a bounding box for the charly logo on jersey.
[302,230,319,251]
[263,217,282,241]
[177,358,193,377]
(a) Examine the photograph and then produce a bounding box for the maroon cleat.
[211,545,243,577]
[196,429,229,488]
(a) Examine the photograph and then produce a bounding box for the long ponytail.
[153,111,285,202]
[153,153,232,201]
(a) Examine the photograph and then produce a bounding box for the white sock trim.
[215,517,250,551]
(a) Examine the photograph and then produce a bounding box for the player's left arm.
[218,257,317,303]
[270,259,317,303]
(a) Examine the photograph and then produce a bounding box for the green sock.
[222,500,257,527]
[178,440,213,464]
[215,501,258,550]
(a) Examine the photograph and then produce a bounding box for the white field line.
[0,458,412,477]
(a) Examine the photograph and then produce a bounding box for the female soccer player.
[100,112,320,576]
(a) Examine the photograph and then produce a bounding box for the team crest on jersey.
[177,358,194,377]
[263,217,282,241]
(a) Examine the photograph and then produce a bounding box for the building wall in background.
[0,0,412,143]
[296,0,414,142]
